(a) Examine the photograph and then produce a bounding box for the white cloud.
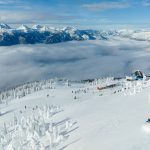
[0,10,75,24]
[0,38,150,89]
[82,2,130,11]
[0,11,34,23]
[0,0,30,9]
[141,0,150,6]
[0,0,79,24]
[0,0,17,4]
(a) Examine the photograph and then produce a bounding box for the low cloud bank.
[0,38,150,89]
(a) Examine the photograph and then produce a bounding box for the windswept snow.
[0,78,150,149]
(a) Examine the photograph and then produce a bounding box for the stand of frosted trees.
[0,105,74,150]
[0,79,59,105]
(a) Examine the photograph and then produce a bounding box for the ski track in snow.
[1,78,150,149]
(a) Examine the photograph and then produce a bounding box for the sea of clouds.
[1,37,150,89]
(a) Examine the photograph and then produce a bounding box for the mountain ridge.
[1,23,150,46]
[0,24,115,46]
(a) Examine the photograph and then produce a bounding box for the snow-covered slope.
[1,77,150,149]
[17,24,31,32]
[0,23,11,30]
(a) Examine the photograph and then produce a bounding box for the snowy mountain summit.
[17,24,31,32]
[0,23,11,30]
[32,24,43,30]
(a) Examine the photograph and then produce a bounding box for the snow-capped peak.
[0,23,11,29]
[62,26,77,35]
[32,24,43,30]
[40,26,50,32]
[62,26,77,32]
[17,24,30,32]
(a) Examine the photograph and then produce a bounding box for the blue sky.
[0,0,150,29]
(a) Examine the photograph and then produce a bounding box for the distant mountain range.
[0,23,150,46]
[0,23,117,46]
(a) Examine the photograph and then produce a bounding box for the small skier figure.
[74,96,77,100]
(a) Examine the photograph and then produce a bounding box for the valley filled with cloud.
[0,37,150,89]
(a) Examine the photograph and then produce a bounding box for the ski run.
[1,77,150,149]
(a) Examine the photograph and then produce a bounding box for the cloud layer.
[82,2,130,11]
[1,38,150,89]
[1,0,150,27]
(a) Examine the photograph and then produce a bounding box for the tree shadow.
[54,117,71,126]
[0,109,15,116]
[59,138,80,150]
[61,126,79,136]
